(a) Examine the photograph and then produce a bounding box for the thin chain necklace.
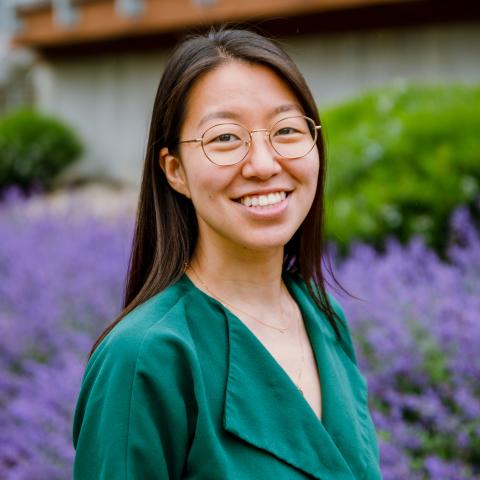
[187,263,293,333]
[186,263,306,395]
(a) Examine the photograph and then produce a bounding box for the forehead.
[182,61,303,131]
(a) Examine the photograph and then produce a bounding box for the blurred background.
[1,0,479,478]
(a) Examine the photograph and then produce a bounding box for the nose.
[241,130,282,180]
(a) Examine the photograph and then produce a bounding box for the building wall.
[33,22,480,186]
[0,33,35,115]
[289,23,480,108]
[33,51,170,184]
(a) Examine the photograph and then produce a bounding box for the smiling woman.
[72,27,383,480]
[162,61,320,253]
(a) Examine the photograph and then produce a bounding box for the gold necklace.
[187,263,305,395]
[186,263,293,333]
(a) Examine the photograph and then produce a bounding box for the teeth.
[240,191,288,207]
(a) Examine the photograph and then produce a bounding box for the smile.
[239,191,288,207]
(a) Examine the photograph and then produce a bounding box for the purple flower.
[335,206,480,479]
[0,191,132,479]
[1,191,479,479]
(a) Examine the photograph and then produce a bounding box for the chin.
[235,231,295,252]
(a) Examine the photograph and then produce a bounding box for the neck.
[187,235,286,313]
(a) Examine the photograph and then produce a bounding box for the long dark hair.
[89,26,345,357]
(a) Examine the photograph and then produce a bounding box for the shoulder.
[84,277,201,383]
[73,277,201,439]
[73,278,201,473]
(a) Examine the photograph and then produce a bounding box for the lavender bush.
[337,205,480,479]
[0,191,131,479]
[0,190,478,479]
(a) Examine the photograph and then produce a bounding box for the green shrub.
[322,84,480,254]
[0,109,83,191]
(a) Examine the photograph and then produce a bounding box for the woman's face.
[161,61,320,254]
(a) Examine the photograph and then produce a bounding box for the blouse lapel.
[222,300,355,480]
[286,277,374,478]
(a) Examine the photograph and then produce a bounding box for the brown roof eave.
[11,0,480,55]
[15,0,107,15]
[11,0,416,48]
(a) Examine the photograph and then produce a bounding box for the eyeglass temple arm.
[178,138,202,144]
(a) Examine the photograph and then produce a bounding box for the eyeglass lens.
[201,116,317,166]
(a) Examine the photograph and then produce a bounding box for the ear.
[159,147,191,198]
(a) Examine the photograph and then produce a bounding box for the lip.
[234,193,290,219]
[232,189,293,202]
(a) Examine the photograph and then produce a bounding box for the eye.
[213,133,240,143]
[274,127,298,136]
[203,123,246,147]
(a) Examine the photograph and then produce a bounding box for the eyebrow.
[197,103,303,128]
[197,111,241,128]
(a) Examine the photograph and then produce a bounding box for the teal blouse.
[73,273,382,479]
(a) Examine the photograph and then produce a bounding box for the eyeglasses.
[178,115,321,166]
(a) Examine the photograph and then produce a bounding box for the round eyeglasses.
[178,115,321,166]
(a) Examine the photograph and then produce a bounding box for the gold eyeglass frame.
[178,115,321,166]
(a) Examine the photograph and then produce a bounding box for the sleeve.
[72,327,197,479]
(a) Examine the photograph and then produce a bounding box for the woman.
[73,27,382,479]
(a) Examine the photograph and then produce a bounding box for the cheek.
[311,149,321,174]
[184,161,236,206]
[301,156,320,208]
[298,153,320,189]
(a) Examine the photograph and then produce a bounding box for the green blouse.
[73,273,382,479]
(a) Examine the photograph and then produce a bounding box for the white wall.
[287,23,480,109]
[34,51,170,184]
[33,22,480,186]
[0,34,12,84]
